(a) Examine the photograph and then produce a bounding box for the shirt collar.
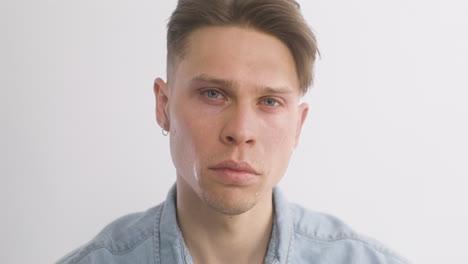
[157,184,187,263]
[157,184,293,264]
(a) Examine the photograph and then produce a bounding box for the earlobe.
[153,78,170,131]
[294,102,309,148]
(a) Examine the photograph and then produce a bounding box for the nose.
[220,104,257,146]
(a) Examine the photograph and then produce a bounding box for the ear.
[293,102,309,148]
[153,78,170,131]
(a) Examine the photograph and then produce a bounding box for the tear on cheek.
[193,163,199,183]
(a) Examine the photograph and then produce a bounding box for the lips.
[209,160,260,185]
[210,160,259,174]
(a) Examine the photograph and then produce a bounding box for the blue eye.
[262,98,280,106]
[205,89,221,99]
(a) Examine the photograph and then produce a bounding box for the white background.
[1,0,467,263]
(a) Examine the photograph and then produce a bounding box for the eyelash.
[200,89,283,107]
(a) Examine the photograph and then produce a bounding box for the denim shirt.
[56,185,408,264]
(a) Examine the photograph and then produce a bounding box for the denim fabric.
[56,185,409,264]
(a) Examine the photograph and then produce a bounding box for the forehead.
[173,26,300,93]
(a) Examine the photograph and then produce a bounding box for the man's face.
[155,26,308,215]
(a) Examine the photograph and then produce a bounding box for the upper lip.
[210,160,260,175]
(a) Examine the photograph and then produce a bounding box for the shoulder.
[289,203,410,264]
[55,203,164,264]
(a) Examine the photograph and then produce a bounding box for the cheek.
[262,114,297,152]
[169,103,197,177]
[169,101,218,177]
[259,115,298,178]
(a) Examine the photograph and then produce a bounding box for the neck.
[176,178,274,264]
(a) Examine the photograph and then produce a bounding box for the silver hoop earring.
[162,128,169,136]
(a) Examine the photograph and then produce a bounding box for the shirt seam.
[293,230,407,264]
[67,234,153,264]
[285,223,294,264]
[153,202,164,264]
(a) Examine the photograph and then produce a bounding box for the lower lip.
[211,168,258,185]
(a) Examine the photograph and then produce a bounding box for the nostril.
[227,136,235,142]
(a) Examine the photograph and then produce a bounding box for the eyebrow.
[190,73,294,94]
[191,74,236,90]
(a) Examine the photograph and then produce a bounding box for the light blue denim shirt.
[56,185,408,264]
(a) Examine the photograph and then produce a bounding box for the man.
[57,0,408,263]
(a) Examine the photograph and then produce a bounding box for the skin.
[154,26,308,264]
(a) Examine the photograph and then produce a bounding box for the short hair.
[167,0,318,95]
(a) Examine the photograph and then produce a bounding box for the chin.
[199,183,262,216]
